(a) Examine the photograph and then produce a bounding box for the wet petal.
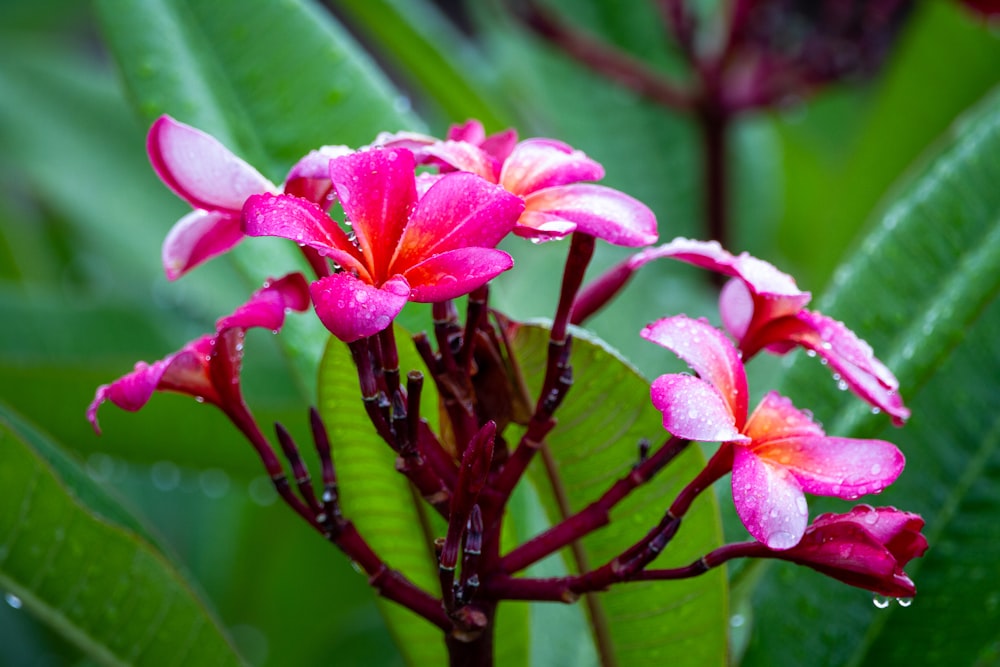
[719,279,755,341]
[283,145,354,206]
[216,273,311,332]
[329,148,418,279]
[310,272,410,342]
[403,248,514,302]
[422,141,500,181]
[642,316,749,426]
[732,446,810,549]
[391,172,522,272]
[147,115,275,212]
[783,310,910,425]
[161,210,243,280]
[499,139,605,195]
[523,184,658,247]
[649,374,748,443]
[242,194,368,279]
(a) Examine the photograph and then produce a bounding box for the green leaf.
[740,88,1000,666]
[510,324,728,666]
[0,403,245,666]
[331,0,513,131]
[317,329,447,666]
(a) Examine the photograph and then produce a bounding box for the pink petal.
[403,248,514,302]
[731,446,810,549]
[783,310,910,425]
[510,211,577,240]
[310,273,410,342]
[283,145,354,206]
[719,279,755,341]
[216,273,311,332]
[649,374,749,443]
[241,194,368,279]
[147,115,275,212]
[634,238,810,316]
[161,210,244,280]
[447,120,487,144]
[328,148,418,281]
[642,316,749,426]
[499,139,604,195]
[390,172,523,272]
[423,141,500,181]
[746,393,904,500]
[522,184,658,247]
[88,359,169,432]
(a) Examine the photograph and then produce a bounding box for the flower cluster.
[90,116,926,658]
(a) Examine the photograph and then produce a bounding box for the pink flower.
[381,120,657,246]
[766,505,927,597]
[242,147,523,342]
[149,115,350,279]
[634,238,909,425]
[642,315,905,549]
[87,273,310,432]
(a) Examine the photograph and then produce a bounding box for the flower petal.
[731,446,810,549]
[778,310,910,425]
[642,316,749,427]
[390,172,523,272]
[403,248,514,302]
[310,272,410,342]
[499,139,604,195]
[328,148,417,281]
[649,374,748,443]
[523,184,658,247]
[216,273,311,332]
[283,145,354,206]
[634,237,810,318]
[161,210,244,280]
[147,115,275,212]
[422,141,500,181]
[242,194,368,279]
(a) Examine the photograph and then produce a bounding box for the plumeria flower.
[379,119,657,246]
[87,273,310,432]
[242,147,524,342]
[642,315,905,549]
[583,237,908,424]
[149,115,350,279]
[730,505,928,597]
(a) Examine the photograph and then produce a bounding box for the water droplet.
[837,380,849,392]
[795,496,808,515]
[730,614,745,628]
[871,407,881,415]
[896,597,913,608]
[873,595,891,609]
[4,593,22,609]
[355,290,368,303]
[768,531,798,549]
[870,463,882,476]
[805,350,817,358]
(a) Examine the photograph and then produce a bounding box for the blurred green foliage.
[0,0,998,665]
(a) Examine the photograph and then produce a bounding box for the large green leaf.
[510,324,728,666]
[740,88,1000,666]
[317,330,447,666]
[0,403,245,666]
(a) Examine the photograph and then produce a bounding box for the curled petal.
[649,374,748,443]
[310,273,410,342]
[642,316,749,426]
[162,210,244,280]
[423,141,500,181]
[216,273,311,332]
[634,237,810,317]
[329,148,418,279]
[241,194,368,279]
[391,172,523,271]
[283,145,354,206]
[523,184,658,247]
[446,119,487,144]
[779,310,910,425]
[719,279,756,342]
[147,115,275,212]
[404,248,514,302]
[510,212,577,240]
[732,446,810,549]
[499,139,605,195]
[778,506,928,597]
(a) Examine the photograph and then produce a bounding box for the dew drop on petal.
[896,597,913,608]
[768,531,798,550]
[870,463,881,476]
[795,496,808,516]
[4,593,22,610]
[872,595,891,609]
